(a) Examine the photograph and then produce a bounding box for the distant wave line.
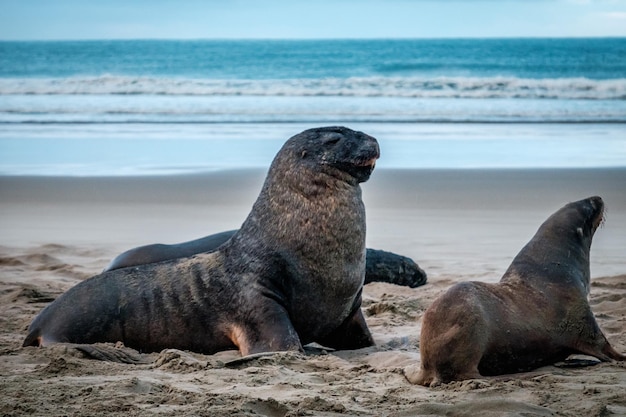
[1,75,625,100]
[2,119,625,125]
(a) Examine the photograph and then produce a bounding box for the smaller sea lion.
[104,232,427,288]
[406,196,625,386]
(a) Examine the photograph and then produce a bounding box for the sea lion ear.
[301,150,308,159]
[577,227,584,238]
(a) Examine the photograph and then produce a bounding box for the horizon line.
[2,35,626,42]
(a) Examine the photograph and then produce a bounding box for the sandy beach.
[1,167,625,416]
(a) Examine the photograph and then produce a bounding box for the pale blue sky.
[1,0,626,40]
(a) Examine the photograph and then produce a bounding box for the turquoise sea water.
[0,38,625,175]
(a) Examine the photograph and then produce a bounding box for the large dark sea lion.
[24,126,380,356]
[104,232,427,288]
[406,196,625,386]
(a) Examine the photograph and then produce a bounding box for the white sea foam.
[1,76,625,100]
[2,40,624,175]
[1,94,625,124]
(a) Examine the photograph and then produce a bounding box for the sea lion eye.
[322,136,341,146]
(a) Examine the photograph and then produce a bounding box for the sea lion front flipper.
[230,303,304,356]
[317,307,375,350]
[364,248,427,288]
[571,309,626,362]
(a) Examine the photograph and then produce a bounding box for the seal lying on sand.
[104,231,237,272]
[105,232,427,288]
[24,126,379,356]
[406,196,625,386]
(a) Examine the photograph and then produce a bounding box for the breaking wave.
[2,75,625,100]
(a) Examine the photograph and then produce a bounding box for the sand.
[1,168,625,416]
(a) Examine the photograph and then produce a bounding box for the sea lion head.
[505,196,605,289]
[555,196,605,245]
[275,126,380,184]
[582,195,605,235]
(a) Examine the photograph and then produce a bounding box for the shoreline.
[3,122,626,176]
[1,167,625,279]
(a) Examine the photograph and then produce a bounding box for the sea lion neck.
[239,158,366,246]
[501,197,603,293]
[266,155,362,197]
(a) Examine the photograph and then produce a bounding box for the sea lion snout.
[573,196,604,234]
[587,195,604,231]
[341,130,380,182]
[354,138,380,167]
[358,157,378,168]
[588,195,603,210]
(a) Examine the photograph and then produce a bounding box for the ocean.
[0,38,625,175]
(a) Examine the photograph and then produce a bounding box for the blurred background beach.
[1,3,626,415]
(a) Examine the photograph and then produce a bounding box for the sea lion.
[23,126,379,356]
[104,232,427,288]
[406,196,625,386]
[103,230,236,272]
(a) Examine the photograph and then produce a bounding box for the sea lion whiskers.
[594,201,606,231]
